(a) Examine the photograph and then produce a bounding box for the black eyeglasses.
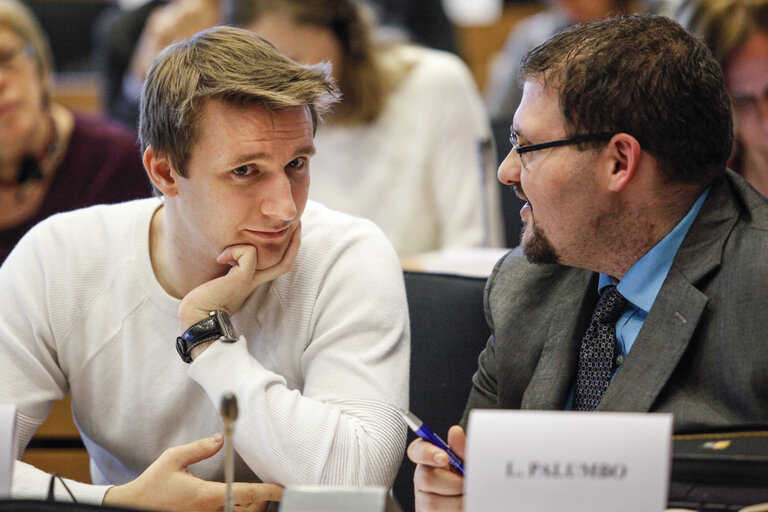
[509,131,615,168]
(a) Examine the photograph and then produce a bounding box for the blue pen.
[401,410,465,475]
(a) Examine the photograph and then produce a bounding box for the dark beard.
[521,221,559,264]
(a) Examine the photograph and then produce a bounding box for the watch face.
[215,310,238,341]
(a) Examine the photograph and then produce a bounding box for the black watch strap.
[176,311,237,363]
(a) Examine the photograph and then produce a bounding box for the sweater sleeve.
[12,462,110,505]
[0,226,111,504]
[187,220,409,487]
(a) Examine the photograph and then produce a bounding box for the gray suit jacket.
[464,170,768,431]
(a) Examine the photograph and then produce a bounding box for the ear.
[603,133,642,193]
[143,146,179,197]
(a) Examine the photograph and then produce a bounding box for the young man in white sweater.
[0,26,410,510]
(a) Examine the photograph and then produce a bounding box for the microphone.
[220,392,238,512]
[17,157,44,185]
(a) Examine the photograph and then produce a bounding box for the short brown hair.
[223,0,401,125]
[520,14,733,185]
[0,0,54,103]
[138,25,339,177]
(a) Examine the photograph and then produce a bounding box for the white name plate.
[0,403,17,498]
[465,410,672,512]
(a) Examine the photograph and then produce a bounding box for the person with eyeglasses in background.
[408,14,768,512]
[676,0,768,197]
[0,0,149,264]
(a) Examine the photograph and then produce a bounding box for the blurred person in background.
[94,0,453,129]
[94,0,222,128]
[677,0,768,196]
[484,0,642,126]
[225,0,504,257]
[371,0,456,53]
[0,0,149,263]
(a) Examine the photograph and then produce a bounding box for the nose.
[260,172,298,221]
[498,148,522,185]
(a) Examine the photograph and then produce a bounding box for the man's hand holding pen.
[407,424,467,512]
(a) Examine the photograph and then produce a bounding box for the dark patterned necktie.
[573,285,627,411]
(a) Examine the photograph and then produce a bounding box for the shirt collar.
[598,187,710,312]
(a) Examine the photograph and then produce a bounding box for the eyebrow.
[296,145,317,158]
[233,145,316,165]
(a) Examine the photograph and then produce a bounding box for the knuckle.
[159,446,176,461]
[191,489,219,510]
[415,490,440,512]
[423,492,445,511]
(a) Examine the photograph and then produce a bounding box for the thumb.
[447,425,466,460]
[164,433,224,469]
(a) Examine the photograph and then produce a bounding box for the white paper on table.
[465,409,673,512]
[0,403,18,498]
[403,247,512,277]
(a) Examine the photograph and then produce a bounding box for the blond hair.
[676,0,768,65]
[0,0,53,103]
[224,0,410,125]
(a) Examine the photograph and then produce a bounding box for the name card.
[0,404,17,498]
[278,486,402,512]
[465,410,672,512]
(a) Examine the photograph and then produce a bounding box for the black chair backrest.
[392,271,491,512]
[491,120,525,248]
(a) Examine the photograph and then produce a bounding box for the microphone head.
[17,157,44,185]
[220,392,239,423]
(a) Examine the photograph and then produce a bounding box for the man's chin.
[521,225,559,265]
[253,242,291,271]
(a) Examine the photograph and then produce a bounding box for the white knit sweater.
[309,45,503,256]
[0,198,409,504]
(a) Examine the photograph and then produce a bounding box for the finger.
[232,482,283,504]
[407,438,450,468]
[447,425,467,459]
[192,482,281,511]
[414,463,464,495]
[244,501,271,512]
[217,244,257,271]
[162,433,223,469]
[414,488,463,512]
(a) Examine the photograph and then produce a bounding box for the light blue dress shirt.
[598,187,709,363]
[564,188,709,409]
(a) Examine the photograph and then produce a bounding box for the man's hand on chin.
[178,223,302,333]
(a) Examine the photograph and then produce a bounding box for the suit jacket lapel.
[521,271,597,409]
[599,173,741,412]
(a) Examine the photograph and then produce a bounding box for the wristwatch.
[176,310,238,363]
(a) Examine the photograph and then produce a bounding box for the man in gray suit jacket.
[408,14,768,512]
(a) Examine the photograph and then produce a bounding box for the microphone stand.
[220,392,239,512]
